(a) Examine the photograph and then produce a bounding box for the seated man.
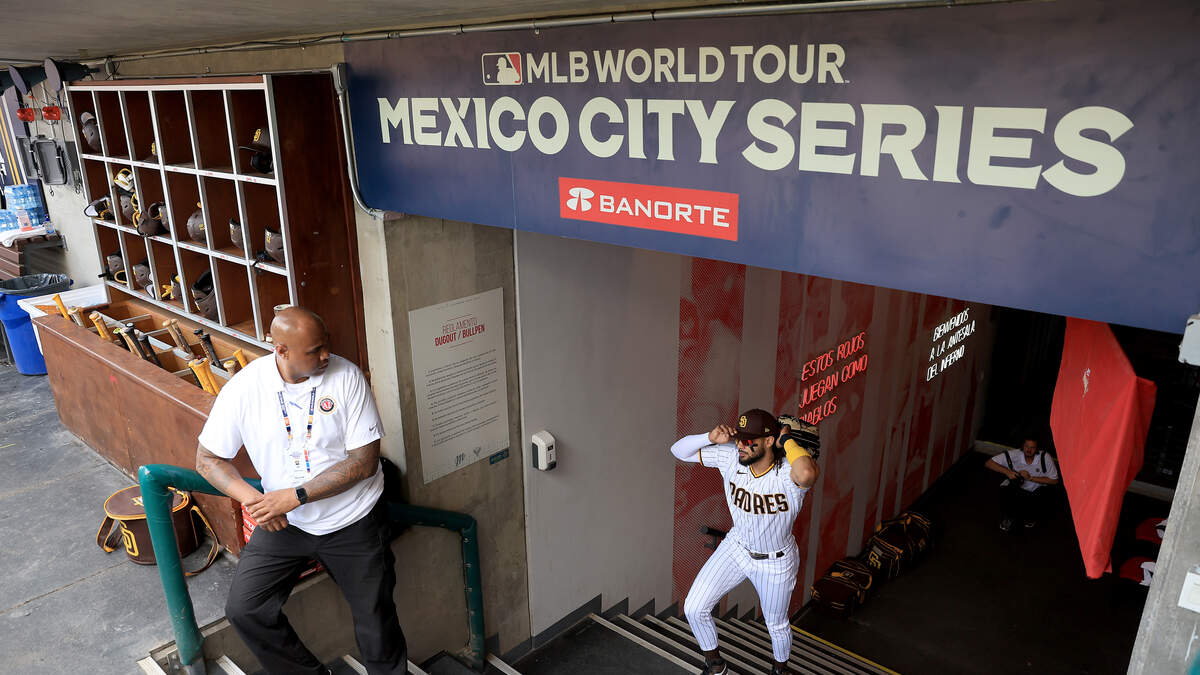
[985,438,1060,532]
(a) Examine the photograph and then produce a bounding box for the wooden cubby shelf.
[67,72,366,368]
[68,76,297,348]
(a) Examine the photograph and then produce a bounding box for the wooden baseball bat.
[188,359,217,394]
[67,306,85,327]
[51,293,69,319]
[223,359,240,374]
[195,329,223,370]
[199,358,222,393]
[138,334,163,368]
[233,348,248,368]
[116,327,140,355]
[88,312,112,342]
[125,323,154,362]
[162,319,188,350]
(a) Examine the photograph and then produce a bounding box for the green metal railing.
[138,464,486,674]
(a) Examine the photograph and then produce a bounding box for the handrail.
[138,464,486,674]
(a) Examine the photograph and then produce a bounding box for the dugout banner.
[346,0,1200,334]
[1051,318,1156,579]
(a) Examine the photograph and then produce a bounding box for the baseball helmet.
[186,202,206,243]
[229,217,243,251]
[105,250,123,275]
[84,195,113,220]
[132,260,153,294]
[137,201,166,237]
[120,192,140,224]
[113,168,135,194]
[238,127,273,174]
[191,270,218,320]
[264,227,284,263]
[79,112,101,152]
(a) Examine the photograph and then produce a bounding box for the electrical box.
[1180,314,1200,366]
[1177,565,1200,613]
[531,430,556,471]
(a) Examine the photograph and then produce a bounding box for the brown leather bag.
[96,485,219,576]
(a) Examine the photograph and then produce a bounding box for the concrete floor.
[0,364,237,675]
[796,453,1157,675]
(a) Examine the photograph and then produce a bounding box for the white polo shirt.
[199,354,385,535]
[990,449,1060,492]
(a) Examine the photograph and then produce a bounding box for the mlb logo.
[482,52,522,85]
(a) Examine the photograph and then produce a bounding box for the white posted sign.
[408,287,510,483]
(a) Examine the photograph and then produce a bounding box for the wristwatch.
[295,486,308,505]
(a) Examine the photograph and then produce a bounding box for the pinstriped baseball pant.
[683,536,799,663]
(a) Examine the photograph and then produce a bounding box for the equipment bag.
[810,573,863,619]
[830,557,876,597]
[865,517,913,580]
[902,510,935,561]
[96,485,219,576]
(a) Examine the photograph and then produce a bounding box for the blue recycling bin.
[0,274,72,375]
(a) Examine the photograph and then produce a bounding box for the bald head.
[271,307,326,345]
[271,307,331,383]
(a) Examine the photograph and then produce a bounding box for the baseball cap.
[733,408,781,440]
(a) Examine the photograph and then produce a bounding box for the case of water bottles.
[2,185,48,231]
[0,210,18,231]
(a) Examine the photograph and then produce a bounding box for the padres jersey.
[692,435,808,554]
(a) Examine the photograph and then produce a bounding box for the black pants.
[226,501,407,674]
[998,482,1052,524]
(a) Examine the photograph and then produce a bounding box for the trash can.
[0,274,72,375]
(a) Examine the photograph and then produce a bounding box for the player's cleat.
[1000,518,1013,533]
[701,658,728,674]
[1024,520,1037,529]
[772,663,793,675]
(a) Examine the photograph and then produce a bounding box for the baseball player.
[671,409,821,675]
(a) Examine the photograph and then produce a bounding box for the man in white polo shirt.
[986,437,1061,532]
[196,306,406,674]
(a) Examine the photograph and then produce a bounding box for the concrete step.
[422,650,514,675]
[514,614,693,675]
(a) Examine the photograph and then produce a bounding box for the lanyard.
[277,388,317,475]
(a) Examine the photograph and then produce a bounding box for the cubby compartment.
[95,92,129,159]
[214,259,253,333]
[190,90,233,171]
[123,91,156,163]
[240,181,280,263]
[120,231,155,298]
[201,177,241,257]
[152,91,195,167]
[165,171,203,244]
[69,92,100,155]
[176,247,213,315]
[254,269,291,338]
[132,166,168,236]
[229,90,272,177]
[148,239,181,309]
[95,226,123,283]
[82,159,113,219]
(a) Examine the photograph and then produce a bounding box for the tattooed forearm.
[302,440,380,502]
[196,445,261,504]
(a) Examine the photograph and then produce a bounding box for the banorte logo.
[558,177,739,241]
[566,187,594,212]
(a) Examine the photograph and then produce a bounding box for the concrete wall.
[516,231,682,638]
[16,89,103,285]
[1129,401,1200,674]
[383,214,530,659]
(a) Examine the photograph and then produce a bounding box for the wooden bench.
[0,233,64,279]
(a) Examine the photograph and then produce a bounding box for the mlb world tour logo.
[377,42,1134,199]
